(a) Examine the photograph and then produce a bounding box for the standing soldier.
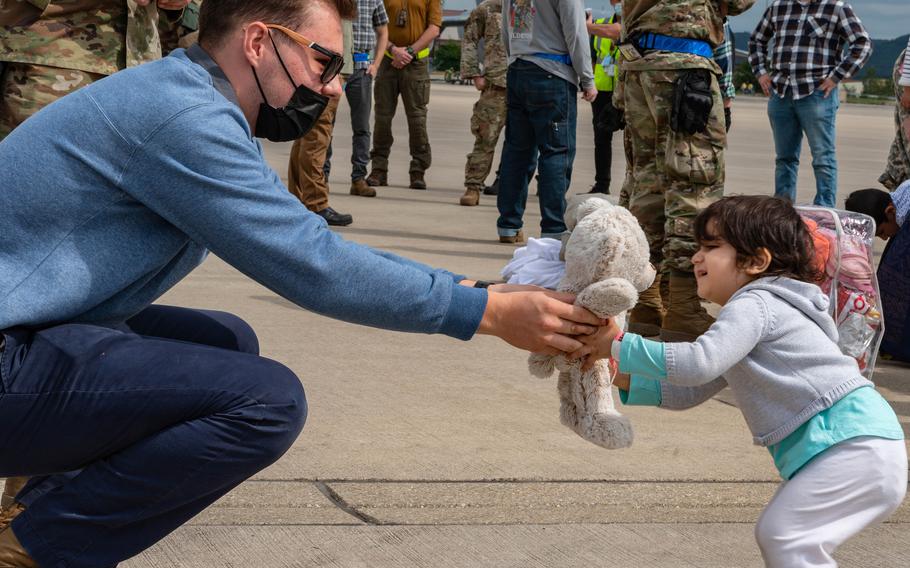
[459,0,506,207]
[621,0,755,341]
[366,0,441,191]
[0,0,190,140]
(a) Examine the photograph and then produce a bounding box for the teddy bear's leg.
[579,361,634,449]
[528,353,558,379]
[557,370,583,435]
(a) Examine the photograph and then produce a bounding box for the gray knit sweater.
[660,277,872,446]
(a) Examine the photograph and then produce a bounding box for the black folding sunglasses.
[265,24,344,84]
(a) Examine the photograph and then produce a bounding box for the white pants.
[756,436,907,567]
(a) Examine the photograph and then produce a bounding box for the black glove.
[724,107,732,133]
[670,69,714,135]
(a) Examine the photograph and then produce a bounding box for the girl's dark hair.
[844,188,893,227]
[694,196,823,283]
[199,0,357,49]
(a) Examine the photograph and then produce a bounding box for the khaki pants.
[370,57,431,175]
[287,97,339,212]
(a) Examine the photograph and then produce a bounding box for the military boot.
[628,274,664,336]
[460,187,481,206]
[660,271,715,342]
[365,169,387,187]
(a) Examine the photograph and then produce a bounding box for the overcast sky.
[445,0,907,41]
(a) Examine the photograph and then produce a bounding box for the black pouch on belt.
[670,69,713,135]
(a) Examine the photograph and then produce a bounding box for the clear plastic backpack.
[797,206,884,379]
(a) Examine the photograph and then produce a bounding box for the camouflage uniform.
[621,0,754,273]
[461,0,506,192]
[0,0,170,139]
[879,49,910,191]
[159,0,200,55]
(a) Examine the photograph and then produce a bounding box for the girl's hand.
[567,317,623,371]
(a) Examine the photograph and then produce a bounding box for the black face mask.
[252,34,329,142]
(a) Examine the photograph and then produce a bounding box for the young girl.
[572,195,907,567]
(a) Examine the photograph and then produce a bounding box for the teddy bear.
[528,195,656,449]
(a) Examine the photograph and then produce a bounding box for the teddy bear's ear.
[565,194,612,230]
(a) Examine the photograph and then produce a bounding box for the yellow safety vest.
[592,15,620,92]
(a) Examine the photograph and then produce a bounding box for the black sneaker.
[586,184,609,195]
[483,179,499,196]
[315,207,353,226]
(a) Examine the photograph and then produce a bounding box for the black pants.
[591,91,623,192]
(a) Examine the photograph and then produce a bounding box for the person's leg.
[755,437,907,567]
[767,92,802,203]
[525,67,575,238]
[0,63,103,141]
[346,68,373,183]
[796,89,839,207]
[660,69,725,340]
[463,86,507,205]
[591,90,611,193]
[368,58,398,182]
[0,321,307,568]
[400,59,432,183]
[496,62,536,240]
[286,97,339,213]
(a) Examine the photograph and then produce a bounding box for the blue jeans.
[0,305,307,567]
[497,60,577,238]
[767,88,839,207]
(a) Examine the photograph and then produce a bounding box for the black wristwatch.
[405,45,415,56]
[473,280,494,289]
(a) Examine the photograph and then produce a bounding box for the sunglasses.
[265,24,344,84]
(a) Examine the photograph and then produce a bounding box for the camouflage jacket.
[159,0,199,56]
[460,0,506,88]
[621,0,755,72]
[0,0,167,76]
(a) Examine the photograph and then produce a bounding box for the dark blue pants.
[0,305,307,567]
[497,59,577,239]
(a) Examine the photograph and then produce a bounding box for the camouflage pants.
[879,49,910,190]
[623,68,726,273]
[464,85,506,188]
[0,62,103,140]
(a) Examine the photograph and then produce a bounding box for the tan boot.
[0,479,27,511]
[629,274,664,336]
[350,178,376,197]
[0,508,37,568]
[660,271,715,342]
[459,187,480,206]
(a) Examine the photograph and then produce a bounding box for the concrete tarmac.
[105,84,907,567]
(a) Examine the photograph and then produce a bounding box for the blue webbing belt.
[636,33,713,58]
[353,52,371,63]
[532,52,572,66]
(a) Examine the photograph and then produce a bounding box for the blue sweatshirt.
[0,46,488,337]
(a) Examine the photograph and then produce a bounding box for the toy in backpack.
[799,207,883,377]
[527,195,656,449]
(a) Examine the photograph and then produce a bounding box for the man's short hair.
[844,188,893,226]
[199,0,357,49]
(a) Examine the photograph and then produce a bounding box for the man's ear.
[243,22,271,69]
[885,203,897,224]
[744,247,772,275]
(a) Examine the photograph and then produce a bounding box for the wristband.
[473,280,494,289]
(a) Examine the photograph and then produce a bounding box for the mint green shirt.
[620,372,903,479]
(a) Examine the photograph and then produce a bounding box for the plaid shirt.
[748,0,871,100]
[352,0,390,69]
[714,21,735,100]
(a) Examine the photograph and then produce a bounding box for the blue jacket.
[0,46,487,338]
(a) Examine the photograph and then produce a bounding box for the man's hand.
[582,85,598,102]
[477,291,604,355]
[472,76,486,91]
[567,317,623,372]
[390,45,413,69]
[367,62,379,77]
[758,74,772,97]
[900,86,910,110]
[819,77,837,98]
